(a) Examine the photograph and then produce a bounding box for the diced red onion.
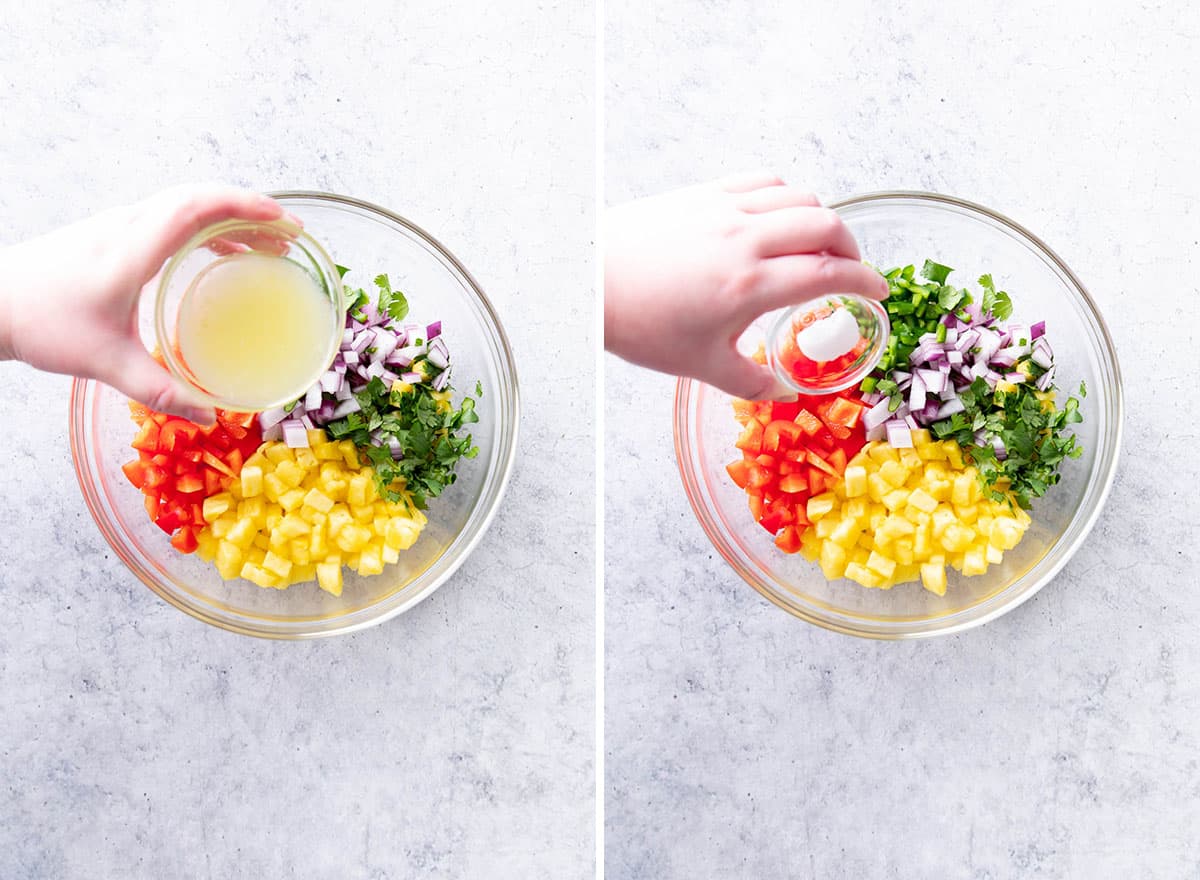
[400,371,423,384]
[936,399,965,419]
[1004,372,1026,384]
[909,372,927,411]
[426,348,449,370]
[331,399,361,419]
[370,328,399,363]
[262,423,283,442]
[886,421,913,448]
[946,350,963,366]
[305,383,323,410]
[426,321,442,340]
[344,349,360,365]
[432,370,451,392]
[387,437,404,460]
[350,332,372,354]
[864,399,893,431]
[385,352,414,368]
[992,437,1008,460]
[866,422,886,442]
[1036,369,1056,391]
[259,407,290,430]
[365,361,386,380]
[282,420,308,448]
[1030,320,1046,339]
[299,414,314,430]
[1031,342,1054,370]
[335,382,353,401]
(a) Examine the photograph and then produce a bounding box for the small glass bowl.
[154,218,345,412]
[766,294,889,394]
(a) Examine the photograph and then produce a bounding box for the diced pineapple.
[261,446,290,466]
[316,561,343,596]
[279,488,306,512]
[314,442,342,461]
[240,562,279,589]
[262,550,293,579]
[358,543,385,576]
[202,492,233,522]
[882,489,909,512]
[920,563,947,596]
[289,540,311,566]
[829,519,861,550]
[843,465,868,498]
[906,488,938,514]
[819,541,848,580]
[338,440,359,468]
[335,523,372,553]
[945,444,964,469]
[240,464,264,498]
[274,459,306,489]
[303,488,335,514]
[866,550,897,579]
[814,516,836,538]
[807,492,836,521]
[962,547,988,576]
[225,518,257,549]
[941,524,974,553]
[263,473,286,503]
[878,460,908,488]
[868,443,899,465]
[385,517,421,551]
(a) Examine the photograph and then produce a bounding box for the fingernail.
[183,407,216,427]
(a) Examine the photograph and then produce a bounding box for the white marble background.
[606,1,1200,877]
[0,2,594,878]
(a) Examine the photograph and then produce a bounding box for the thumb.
[106,344,216,426]
[705,351,798,402]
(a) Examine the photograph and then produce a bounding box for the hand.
[0,184,285,424]
[604,172,888,400]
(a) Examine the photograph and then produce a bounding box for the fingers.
[102,342,216,426]
[717,171,785,193]
[749,254,889,313]
[749,207,861,260]
[705,351,798,402]
[131,185,284,273]
[736,185,820,214]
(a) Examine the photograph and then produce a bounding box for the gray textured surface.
[0,3,594,878]
[606,2,1199,878]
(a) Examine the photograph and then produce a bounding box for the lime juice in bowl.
[156,218,344,412]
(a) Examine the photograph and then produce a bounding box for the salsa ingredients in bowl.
[729,260,1082,594]
[123,264,479,595]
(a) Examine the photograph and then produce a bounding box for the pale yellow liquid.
[177,253,335,409]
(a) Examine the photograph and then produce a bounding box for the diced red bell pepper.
[170,526,199,554]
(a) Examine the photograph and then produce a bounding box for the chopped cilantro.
[325,362,480,510]
[374,273,410,322]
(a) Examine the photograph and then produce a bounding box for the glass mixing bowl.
[675,192,1122,638]
[71,192,519,638]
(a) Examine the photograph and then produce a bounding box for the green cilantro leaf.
[374,273,410,322]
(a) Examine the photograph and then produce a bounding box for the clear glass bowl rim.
[673,190,1124,639]
[70,190,520,639]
